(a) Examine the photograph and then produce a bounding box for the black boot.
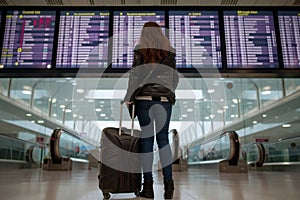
[164,179,174,199]
[140,180,154,198]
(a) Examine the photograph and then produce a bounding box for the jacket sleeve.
[170,52,179,90]
[161,50,179,91]
[124,50,142,102]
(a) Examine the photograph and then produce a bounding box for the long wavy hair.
[138,22,171,63]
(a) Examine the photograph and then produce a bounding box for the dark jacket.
[124,46,179,105]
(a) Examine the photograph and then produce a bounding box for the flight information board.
[278,11,300,69]
[1,10,56,68]
[56,11,109,68]
[224,10,279,69]
[169,11,222,68]
[112,11,165,68]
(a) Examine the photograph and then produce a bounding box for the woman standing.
[124,21,179,199]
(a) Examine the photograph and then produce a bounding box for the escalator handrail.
[226,131,240,165]
[256,143,266,167]
[50,129,63,164]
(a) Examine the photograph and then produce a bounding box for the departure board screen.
[1,10,56,68]
[224,10,279,69]
[56,11,109,68]
[278,11,300,69]
[169,11,222,68]
[112,11,165,68]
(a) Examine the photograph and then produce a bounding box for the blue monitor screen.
[169,11,222,69]
[1,10,56,68]
[278,11,300,69]
[56,11,110,68]
[224,10,279,69]
[112,11,165,68]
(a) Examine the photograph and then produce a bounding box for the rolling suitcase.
[98,102,141,199]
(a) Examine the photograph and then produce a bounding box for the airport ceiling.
[0,0,299,7]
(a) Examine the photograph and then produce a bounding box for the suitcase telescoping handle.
[119,100,135,136]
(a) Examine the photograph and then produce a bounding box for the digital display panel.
[112,11,165,68]
[1,10,56,68]
[56,11,109,68]
[278,11,300,69]
[169,11,222,68]
[224,10,279,68]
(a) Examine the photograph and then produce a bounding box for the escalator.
[243,137,300,171]
[187,131,247,172]
[44,129,92,170]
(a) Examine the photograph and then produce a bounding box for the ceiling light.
[22,90,31,95]
[232,99,238,104]
[262,114,267,118]
[207,89,215,94]
[65,109,72,113]
[252,121,258,124]
[209,114,215,119]
[53,114,57,117]
[181,114,188,118]
[52,98,57,103]
[37,120,44,124]
[217,110,223,114]
[23,86,31,90]
[187,108,193,112]
[262,86,271,90]
[76,88,85,93]
[31,120,35,123]
[262,91,271,95]
[59,105,65,109]
[26,113,32,117]
[282,124,291,128]
[95,108,102,112]
[100,114,106,117]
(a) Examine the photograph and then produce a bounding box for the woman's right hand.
[124,101,133,105]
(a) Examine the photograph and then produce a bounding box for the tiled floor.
[0,167,299,200]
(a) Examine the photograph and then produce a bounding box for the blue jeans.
[135,100,173,181]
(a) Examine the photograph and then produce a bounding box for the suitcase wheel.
[103,192,110,200]
[134,190,140,196]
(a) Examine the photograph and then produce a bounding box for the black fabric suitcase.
[98,103,141,199]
